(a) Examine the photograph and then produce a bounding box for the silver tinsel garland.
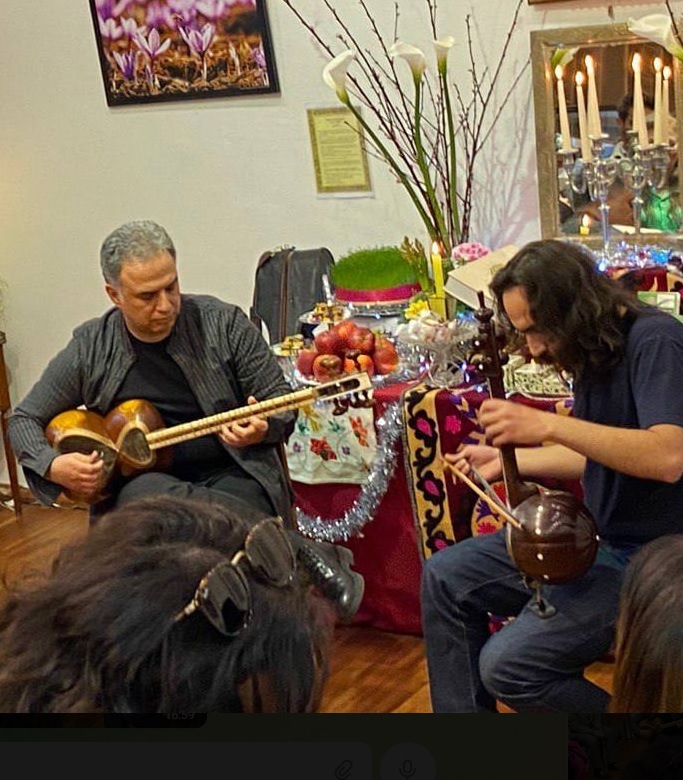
[295,402,403,542]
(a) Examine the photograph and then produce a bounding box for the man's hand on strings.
[219,396,268,448]
[48,451,105,499]
[478,398,553,447]
[445,445,502,483]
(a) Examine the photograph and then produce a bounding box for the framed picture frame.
[89,0,279,106]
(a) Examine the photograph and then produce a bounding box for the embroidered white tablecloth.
[285,402,376,485]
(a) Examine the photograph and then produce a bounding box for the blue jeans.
[421,529,627,712]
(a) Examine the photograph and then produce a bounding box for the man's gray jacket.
[8,294,296,520]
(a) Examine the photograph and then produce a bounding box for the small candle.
[663,65,672,143]
[555,65,573,152]
[585,55,602,138]
[431,241,445,292]
[654,57,663,144]
[575,72,592,161]
[632,53,649,147]
[430,241,446,319]
[579,214,591,236]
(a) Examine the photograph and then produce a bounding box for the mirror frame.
[531,22,683,249]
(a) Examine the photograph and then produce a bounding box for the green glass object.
[641,188,682,232]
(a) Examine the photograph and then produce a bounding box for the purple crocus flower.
[179,22,215,81]
[95,0,133,20]
[145,1,175,30]
[119,16,145,42]
[196,0,229,23]
[113,49,138,82]
[98,15,123,43]
[133,27,172,61]
[133,28,171,92]
[179,22,215,58]
[95,0,115,19]
[252,43,266,70]
[167,0,199,26]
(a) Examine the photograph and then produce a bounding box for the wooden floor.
[0,498,613,713]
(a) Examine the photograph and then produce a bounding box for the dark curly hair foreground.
[0,496,334,714]
[490,240,643,380]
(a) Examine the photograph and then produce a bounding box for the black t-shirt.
[113,333,229,480]
[573,311,683,546]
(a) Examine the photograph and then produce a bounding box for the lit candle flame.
[664,65,672,80]
[431,241,441,257]
[575,71,585,87]
[581,214,591,229]
[555,65,563,80]
[632,52,641,72]
[654,57,663,73]
[585,55,594,75]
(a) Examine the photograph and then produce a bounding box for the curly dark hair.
[490,240,643,380]
[0,496,333,713]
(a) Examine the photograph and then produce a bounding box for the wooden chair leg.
[0,410,22,518]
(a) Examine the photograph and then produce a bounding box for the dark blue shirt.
[573,311,683,546]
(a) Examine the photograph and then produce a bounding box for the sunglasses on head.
[173,516,296,637]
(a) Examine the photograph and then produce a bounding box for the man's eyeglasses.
[173,516,296,637]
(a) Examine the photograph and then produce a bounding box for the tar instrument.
[46,372,373,505]
[466,291,599,595]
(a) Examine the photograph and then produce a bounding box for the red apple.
[312,353,343,382]
[314,328,345,357]
[295,347,319,377]
[372,342,399,375]
[334,319,361,344]
[345,326,375,354]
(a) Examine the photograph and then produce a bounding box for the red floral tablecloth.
[292,381,424,635]
[291,380,576,635]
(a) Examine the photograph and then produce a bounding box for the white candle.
[585,55,602,138]
[632,53,649,147]
[654,57,663,144]
[663,65,672,144]
[555,65,573,152]
[575,72,592,161]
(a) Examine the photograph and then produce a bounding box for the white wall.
[0,0,667,485]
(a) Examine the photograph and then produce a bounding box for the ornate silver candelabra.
[568,135,619,263]
[618,129,675,239]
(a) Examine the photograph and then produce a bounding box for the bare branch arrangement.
[281,0,527,252]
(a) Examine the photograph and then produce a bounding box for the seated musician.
[7,220,363,622]
[421,239,683,712]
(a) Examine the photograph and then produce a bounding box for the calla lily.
[627,14,683,61]
[389,41,426,82]
[550,47,578,70]
[323,50,355,104]
[434,36,455,74]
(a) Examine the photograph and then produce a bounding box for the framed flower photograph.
[89,0,279,106]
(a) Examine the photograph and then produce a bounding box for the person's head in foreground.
[0,496,333,713]
[610,533,683,714]
[490,239,642,380]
